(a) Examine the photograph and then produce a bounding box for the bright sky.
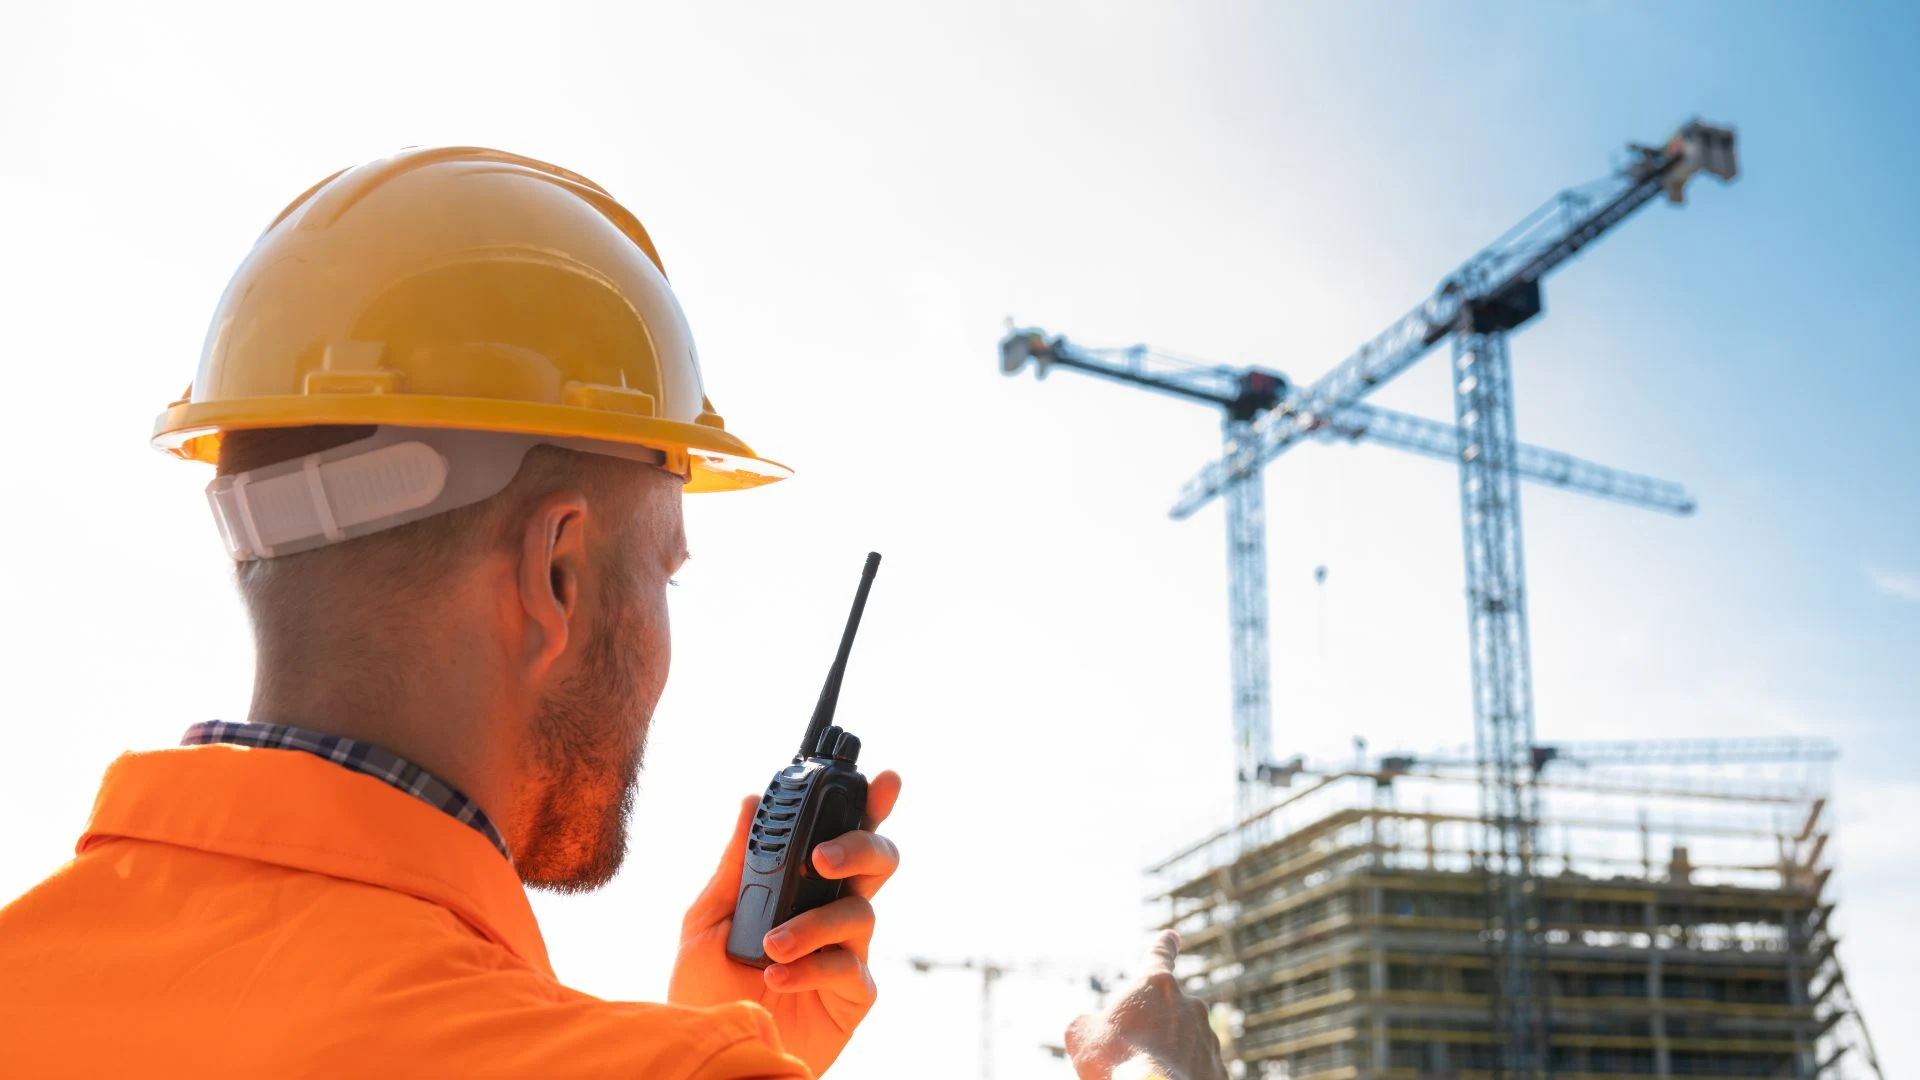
[2,2,1917,1077]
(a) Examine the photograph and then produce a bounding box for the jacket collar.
[79,744,551,975]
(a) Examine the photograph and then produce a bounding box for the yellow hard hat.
[153,146,788,494]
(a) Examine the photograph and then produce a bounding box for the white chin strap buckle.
[206,426,667,562]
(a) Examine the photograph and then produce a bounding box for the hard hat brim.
[153,394,791,494]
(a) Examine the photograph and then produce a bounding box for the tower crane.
[906,956,1121,1080]
[1001,118,1738,1077]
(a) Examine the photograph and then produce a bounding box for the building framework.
[1148,745,1881,1079]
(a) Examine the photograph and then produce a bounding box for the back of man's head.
[219,425,641,649]
[219,423,685,889]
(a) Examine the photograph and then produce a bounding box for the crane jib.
[1171,128,1728,519]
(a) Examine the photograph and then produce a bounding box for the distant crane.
[1003,118,1738,1077]
[907,956,1120,1080]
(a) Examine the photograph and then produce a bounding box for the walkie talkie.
[725,552,881,968]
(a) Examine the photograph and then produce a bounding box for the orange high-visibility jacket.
[0,745,813,1078]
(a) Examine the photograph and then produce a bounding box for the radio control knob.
[832,731,861,764]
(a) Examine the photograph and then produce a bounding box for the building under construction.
[1148,741,1882,1080]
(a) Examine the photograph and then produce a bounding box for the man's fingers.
[1142,929,1181,977]
[811,829,900,895]
[764,895,876,964]
[861,770,903,830]
[764,946,876,1002]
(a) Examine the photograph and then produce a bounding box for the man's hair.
[218,426,641,641]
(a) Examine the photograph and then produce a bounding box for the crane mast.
[1001,333,1288,825]
[1224,450,1274,821]
[1455,325,1551,1071]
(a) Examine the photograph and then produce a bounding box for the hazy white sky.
[3,2,1917,1077]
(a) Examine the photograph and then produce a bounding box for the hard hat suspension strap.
[205,426,671,562]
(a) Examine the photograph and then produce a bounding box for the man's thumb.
[683,794,760,932]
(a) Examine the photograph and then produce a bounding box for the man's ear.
[519,490,592,676]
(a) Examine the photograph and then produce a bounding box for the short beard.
[517,578,650,892]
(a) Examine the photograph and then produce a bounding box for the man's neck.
[246,660,517,839]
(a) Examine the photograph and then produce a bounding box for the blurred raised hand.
[1065,931,1229,1080]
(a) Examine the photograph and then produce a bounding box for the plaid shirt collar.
[181,721,511,862]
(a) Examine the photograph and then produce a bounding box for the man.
[0,147,1226,1079]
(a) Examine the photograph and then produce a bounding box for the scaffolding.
[1147,744,1882,1080]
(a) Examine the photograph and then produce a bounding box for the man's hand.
[670,771,902,1076]
[1065,931,1229,1080]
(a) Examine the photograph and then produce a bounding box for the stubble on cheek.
[517,582,657,892]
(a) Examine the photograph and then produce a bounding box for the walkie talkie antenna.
[799,552,882,758]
